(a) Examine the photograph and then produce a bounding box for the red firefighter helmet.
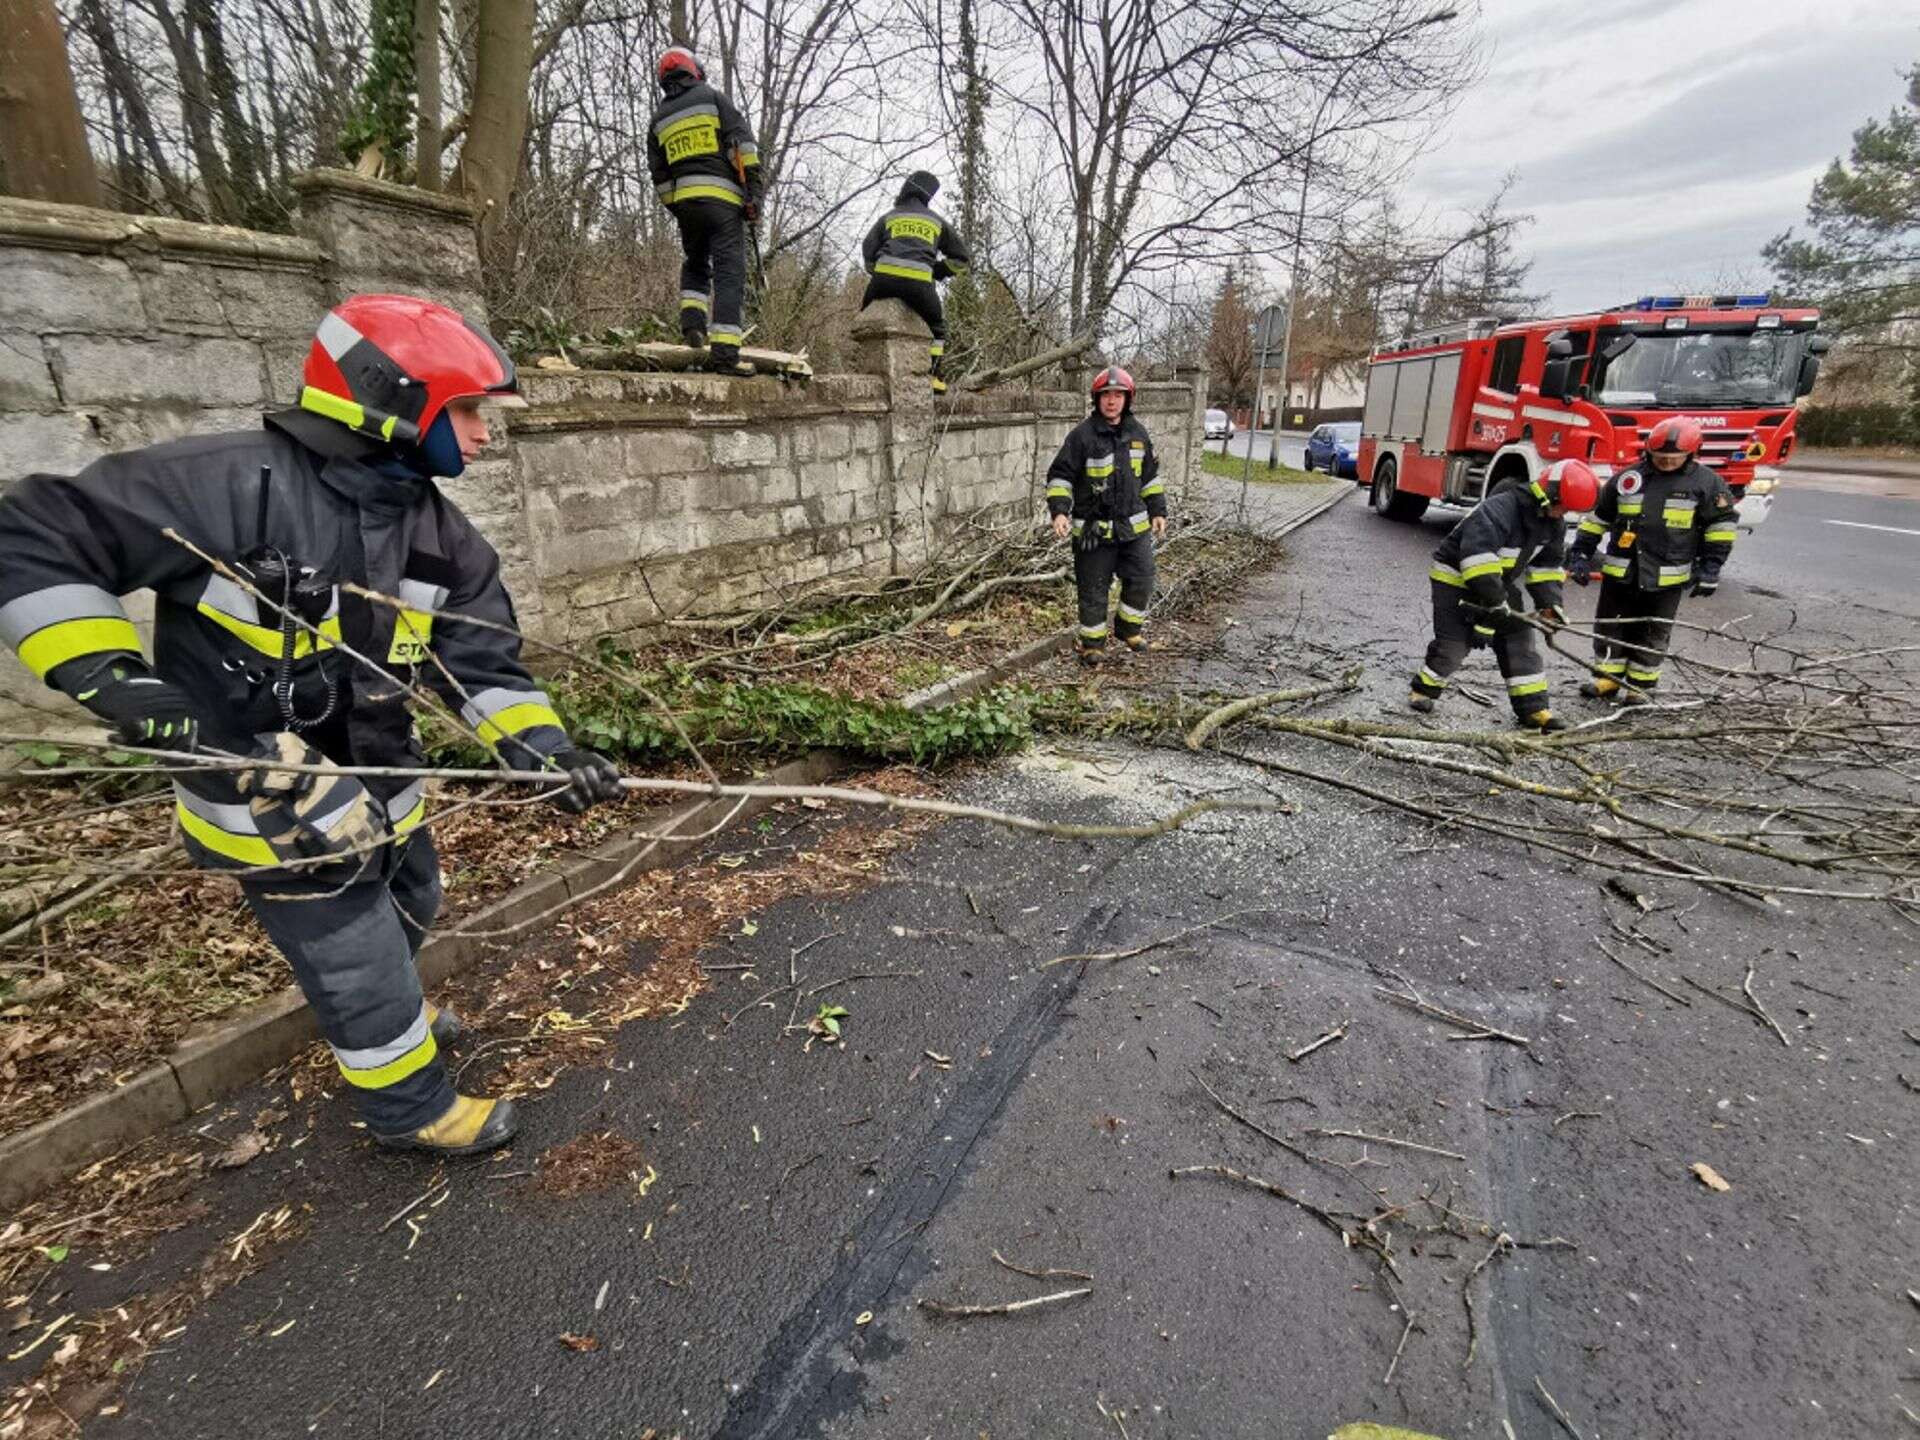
[658,46,704,82]
[1646,417,1704,458]
[1538,458,1599,512]
[299,294,520,446]
[1090,365,1135,403]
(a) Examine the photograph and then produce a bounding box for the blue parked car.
[1303,421,1361,478]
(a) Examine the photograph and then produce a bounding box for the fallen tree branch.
[1041,910,1271,968]
[991,1250,1094,1283]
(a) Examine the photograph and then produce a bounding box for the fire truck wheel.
[1370,458,1429,522]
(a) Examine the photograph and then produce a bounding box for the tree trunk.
[450,0,532,242]
[669,0,689,48]
[0,0,101,205]
[188,0,266,221]
[142,0,239,220]
[414,0,442,190]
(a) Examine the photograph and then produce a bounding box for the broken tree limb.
[918,1286,1091,1318]
[1535,1377,1589,1440]
[959,332,1095,390]
[1169,1164,1398,1276]
[1742,964,1791,1047]
[1184,670,1361,750]
[1189,1068,1328,1171]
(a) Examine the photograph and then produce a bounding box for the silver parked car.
[1204,408,1234,441]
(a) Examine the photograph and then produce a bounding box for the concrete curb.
[1787,451,1920,481]
[0,598,1105,1213]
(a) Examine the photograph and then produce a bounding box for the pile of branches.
[1153,611,1920,916]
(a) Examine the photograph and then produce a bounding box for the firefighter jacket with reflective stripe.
[1045,411,1164,539]
[1429,481,1567,611]
[861,192,971,285]
[1569,459,1736,591]
[0,416,571,864]
[647,74,761,208]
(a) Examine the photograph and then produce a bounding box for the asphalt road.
[1211,430,1311,471]
[9,494,1917,1439]
[1737,482,1920,619]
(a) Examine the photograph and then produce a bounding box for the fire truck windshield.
[1592,329,1806,409]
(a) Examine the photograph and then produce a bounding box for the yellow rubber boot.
[1524,709,1568,734]
[375,1095,518,1157]
[1579,676,1621,699]
[1408,692,1435,713]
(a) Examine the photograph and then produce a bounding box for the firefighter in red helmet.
[1411,459,1599,731]
[1567,417,1738,703]
[1045,366,1167,664]
[0,294,624,1159]
[649,46,763,373]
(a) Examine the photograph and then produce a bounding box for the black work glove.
[549,747,622,814]
[1567,552,1593,588]
[1461,600,1518,635]
[70,659,199,752]
[1075,525,1101,554]
[1691,567,1721,598]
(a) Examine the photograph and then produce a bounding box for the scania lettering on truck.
[1355,295,1829,528]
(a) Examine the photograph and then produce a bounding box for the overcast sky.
[1403,0,1919,314]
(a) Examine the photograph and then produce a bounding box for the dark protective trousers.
[1413,580,1550,718]
[861,272,946,377]
[1073,534,1155,648]
[239,829,452,1134]
[1592,579,1685,692]
[672,199,748,355]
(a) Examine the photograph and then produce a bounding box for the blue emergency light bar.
[1634,293,1772,311]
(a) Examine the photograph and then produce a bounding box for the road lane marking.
[1824,519,1920,537]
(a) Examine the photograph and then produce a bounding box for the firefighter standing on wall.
[649,46,762,374]
[860,171,971,394]
[0,295,625,1159]
[1567,418,1738,704]
[1046,366,1167,665]
[1411,459,1600,731]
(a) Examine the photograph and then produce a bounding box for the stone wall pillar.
[1174,361,1210,503]
[850,298,943,573]
[289,169,486,318]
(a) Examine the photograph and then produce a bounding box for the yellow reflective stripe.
[1141,481,1165,497]
[1429,566,1467,587]
[1460,561,1504,580]
[874,261,932,280]
[1507,676,1549,695]
[15,616,142,679]
[1627,667,1662,682]
[1577,520,1607,536]
[1078,624,1109,639]
[1418,667,1449,688]
[671,184,744,205]
[1046,483,1073,498]
[300,385,366,431]
[1704,528,1737,542]
[176,801,277,866]
[658,112,718,142]
[886,216,942,243]
[197,604,341,658]
[387,610,434,664]
[338,1031,438,1090]
[392,795,427,837]
[1084,463,1114,478]
[1595,660,1627,675]
[1526,568,1566,583]
[474,702,564,744]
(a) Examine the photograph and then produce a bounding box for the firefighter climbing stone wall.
[0,296,625,1160]
[859,171,971,394]
[1045,366,1167,665]
[649,46,763,373]
[1567,417,1737,703]
[1411,459,1600,731]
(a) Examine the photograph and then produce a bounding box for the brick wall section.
[0,190,1202,730]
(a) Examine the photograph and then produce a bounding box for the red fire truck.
[1355,295,1829,528]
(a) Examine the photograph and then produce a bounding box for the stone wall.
[0,177,1204,730]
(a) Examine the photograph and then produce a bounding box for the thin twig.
[1535,1377,1588,1440]
[1742,964,1792,1047]
[1189,1069,1326,1170]
[1372,984,1530,1048]
[376,1180,448,1235]
[1042,909,1269,968]
[1593,938,1691,1007]
[1307,1128,1466,1162]
[1286,1021,1349,1064]
[918,1287,1092,1318]
[991,1250,1094,1283]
